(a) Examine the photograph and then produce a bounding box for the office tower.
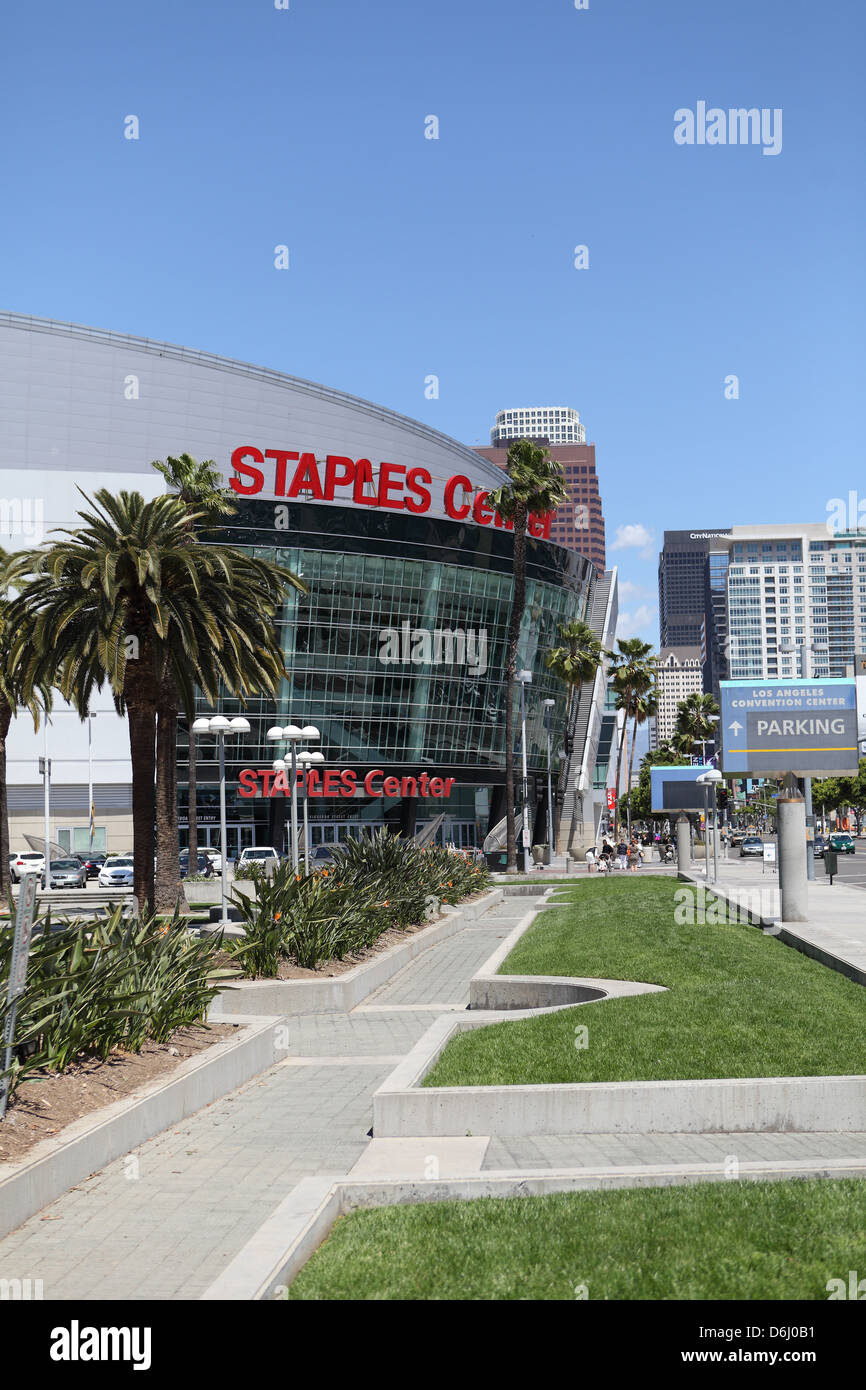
[658,528,732,697]
[475,407,605,569]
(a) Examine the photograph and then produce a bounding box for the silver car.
[45,857,87,888]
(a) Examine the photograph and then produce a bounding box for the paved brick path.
[0,898,524,1300]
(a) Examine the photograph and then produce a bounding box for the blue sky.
[1,0,864,641]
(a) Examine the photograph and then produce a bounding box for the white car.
[236,846,280,869]
[10,851,45,883]
[98,857,134,889]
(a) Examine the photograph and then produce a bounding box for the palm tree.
[0,549,52,896]
[152,454,237,875]
[11,490,305,912]
[674,691,721,760]
[545,619,604,850]
[625,688,658,837]
[606,638,656,837]
[487,440,568,872]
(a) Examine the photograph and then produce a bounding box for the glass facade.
[179,502,596,849]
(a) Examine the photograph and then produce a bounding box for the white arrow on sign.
[729,721,743,735]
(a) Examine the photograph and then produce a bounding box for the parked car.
[44,857,87,889]
[812,835,827,859]
[179,852,215,879]
[10,851,45,883]
[236,846,280,869]
[739,836,764,858]
[310,844,337,867]
[829,832,855,855]
[82,853,107,878]
[728,831,745,848]
[98,857,134,889]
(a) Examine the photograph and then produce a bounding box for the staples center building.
[0,313,602,857]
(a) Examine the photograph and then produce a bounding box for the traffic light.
[717,788,728,811]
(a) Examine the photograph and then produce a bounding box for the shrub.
[0,907,237,1101]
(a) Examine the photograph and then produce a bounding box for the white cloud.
[616,604,657,641]
[618,579,655,602]
[611,524,654,552]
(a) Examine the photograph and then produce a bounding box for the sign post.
[0,872,40,1121]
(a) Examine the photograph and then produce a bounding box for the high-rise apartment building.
[724,524,866,680]
[475,407,605,569]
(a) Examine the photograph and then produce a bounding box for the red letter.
[353,459,378,506]
[527,511,544,537]
[230,446,265,496]
[405,468,432,514]
[307,769,322,797]
[237,769,258,798]
[377,462,406,510]
[364,769,384,796]
[340,770,357,797]
[271,769,290,796]
[323,455,356,498]
[260,770,275,798]
[383,776,401,797]
[472,490,494,525]
[418,772,431,796]
[265,450,299,497]
[443,777,455,797]
[286,452,325,500]
[444,475,472,520]
[429,778,444,796]
[323,770,341,797]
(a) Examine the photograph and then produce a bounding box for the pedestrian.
[628,841,640,872]
[585,846,596,873]
[617,838,628,871]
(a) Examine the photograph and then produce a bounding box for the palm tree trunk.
[155,684,181,913]
[613,692,629,838]
[0,700,11,898]
[552,682,579,851]
[503,504,528,873]
[626,712,639,839]
[128,702,157,912]
[187,726,198,867]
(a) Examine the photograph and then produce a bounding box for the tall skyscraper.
[658,528,732,699]
[475,406,605,569]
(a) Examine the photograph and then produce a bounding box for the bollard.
[675,816,690,875]
[778,788,808,922]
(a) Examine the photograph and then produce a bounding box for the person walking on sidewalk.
[617,839,628,871]
[628,841,640,872]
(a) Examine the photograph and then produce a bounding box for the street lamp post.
[516,671,533,874]
[294,749,325,874]
[780,641,828,881]
[266,723,321,871]
[543,698,555,866]
[697,770,723,882]
[192,715,251,924]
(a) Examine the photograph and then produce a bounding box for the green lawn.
[423,876,866,1086]
[287,1179,866,1300]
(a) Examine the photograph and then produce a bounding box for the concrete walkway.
[0,899,525,1300]
[1,885,864,1300]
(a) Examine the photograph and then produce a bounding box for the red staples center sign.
[229,446,553,537]
[238,768,456,799]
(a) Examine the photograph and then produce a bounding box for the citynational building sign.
[0,312,613,857]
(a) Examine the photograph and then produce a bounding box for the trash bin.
[824,851,838,881]
[485,851,508,871]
